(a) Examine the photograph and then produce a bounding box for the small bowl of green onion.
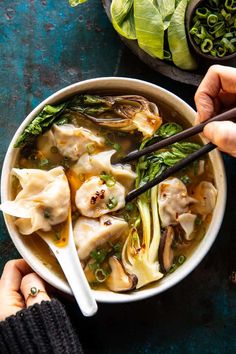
[186,0,236,65]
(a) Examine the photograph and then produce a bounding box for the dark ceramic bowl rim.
[186,0,236,62]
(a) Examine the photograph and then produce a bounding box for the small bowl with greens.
[186,0,236,64]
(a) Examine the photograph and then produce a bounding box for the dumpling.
[75,176,126,218]
[52,124,104,161]
[74,215,128,260]
[112,164,137,191]
[72,149,136,190]
[0,167,70,235]
[158,177,196,227]
[178,213,197,240]
[72,150,114,176]
[37,130,61,164]
[191,181,217,216]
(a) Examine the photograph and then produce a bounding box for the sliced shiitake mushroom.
[106,256,138,292]
[158,226,175,273]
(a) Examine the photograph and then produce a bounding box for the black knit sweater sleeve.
[0,299,84,354]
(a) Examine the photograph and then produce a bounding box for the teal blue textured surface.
[1,1,236,353]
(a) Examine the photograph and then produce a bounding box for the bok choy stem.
[149,186,161,264]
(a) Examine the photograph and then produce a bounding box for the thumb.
[203,121,236,157]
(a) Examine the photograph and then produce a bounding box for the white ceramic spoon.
[37,213,98,317]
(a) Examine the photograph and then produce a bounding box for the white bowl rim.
[1,77,227,303]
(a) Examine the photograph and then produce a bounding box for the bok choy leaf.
[14,103,66,148]
[168,0,198,70]
[122,125,201,289]
[157,122,183,138]
[155,0,176,30]
[111,0,136,40]
[134,0,164,59]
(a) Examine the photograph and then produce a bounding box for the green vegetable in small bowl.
[69,0,198,71]
[186,0,236,64]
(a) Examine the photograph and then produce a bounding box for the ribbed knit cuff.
[0,299,83,354]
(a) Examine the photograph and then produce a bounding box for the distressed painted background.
[1,1,236,353]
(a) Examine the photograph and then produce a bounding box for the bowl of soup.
[0,77,226,303]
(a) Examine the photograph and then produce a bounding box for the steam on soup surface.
[1,94,217,292]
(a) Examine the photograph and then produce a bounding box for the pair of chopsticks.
[123,107,236,203]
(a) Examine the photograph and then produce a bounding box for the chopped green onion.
[164,50,172,61]
[221,37,235,52]
[106,196,118,209]
[86,143,95,154]
[217,45,227,57]
[113,243,122,260]
[95,268,109,283]
[221,8,231,21]
[189,0,236,57]
[207,14,218,26]
[210,48,217,56]
[225,0,236,12]
[88,261,99,272]
[196,7,211,18]
[90,249,107,264]
[100,172,116,187]
[178,255,186,265]
[168,263,177,274]
[201,38,213,53]
[180,175,191,185]
[125,202,135,212]
[113,143,121,152]
[38,158,49,167]
[50,146,59,154]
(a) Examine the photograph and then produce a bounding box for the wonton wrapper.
[52,124,104,161]
[75,176,125,218]
[72,149,136,191]
[1,167,70,235]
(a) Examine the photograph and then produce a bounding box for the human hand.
[195,65,236,157]
[0,259,50,321]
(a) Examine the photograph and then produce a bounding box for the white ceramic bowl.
[1,77,226,303]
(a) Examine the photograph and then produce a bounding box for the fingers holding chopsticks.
[195,65,236,124]
[203,121,236,157]
[195,65,236,157]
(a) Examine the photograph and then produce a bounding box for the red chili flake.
[90,190,106,204]
[100,189,105,199]
[90,196,97,205]
[104,220,112,226]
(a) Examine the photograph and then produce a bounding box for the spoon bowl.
[37,212,98,317]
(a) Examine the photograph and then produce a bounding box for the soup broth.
[3,92,217,292]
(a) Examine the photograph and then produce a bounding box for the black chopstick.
[120,107,236,164]
[125,142,216,203]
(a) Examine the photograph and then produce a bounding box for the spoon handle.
[50,235,98,317]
